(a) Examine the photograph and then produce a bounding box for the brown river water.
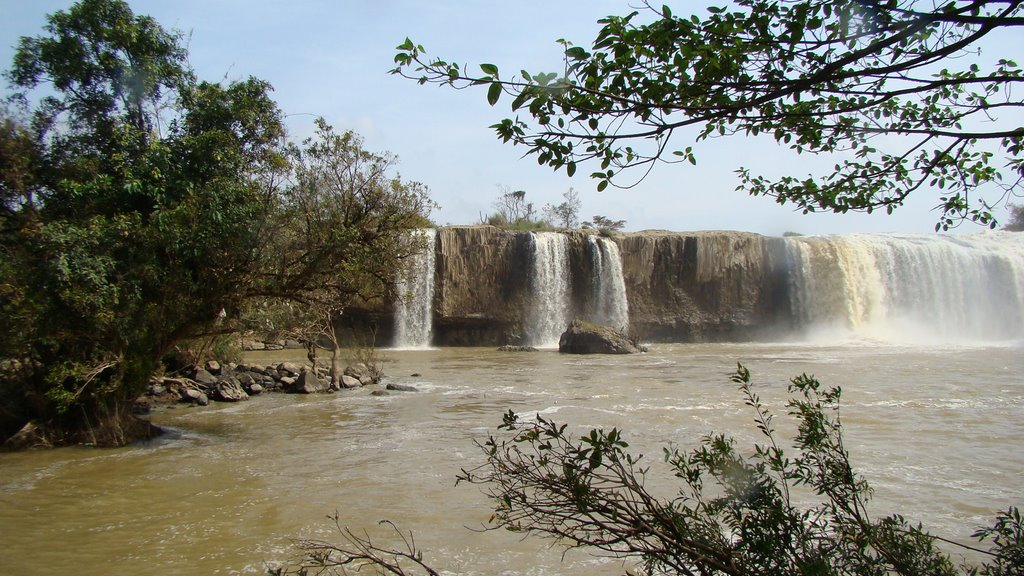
[1,342,1021,575]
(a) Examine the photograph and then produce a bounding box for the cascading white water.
[784,231,1024,342]
[392,229,437,349]
[528,232,572,347]
[587,235,630,330]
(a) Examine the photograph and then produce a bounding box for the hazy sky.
[2,1,1019,235]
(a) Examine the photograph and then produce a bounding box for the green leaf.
[565,47,589,60]
[480,63,499,76]
[487,82,502,106]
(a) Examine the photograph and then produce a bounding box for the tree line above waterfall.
[481,186,628,235]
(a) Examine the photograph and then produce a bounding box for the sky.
[1,0,1019,236]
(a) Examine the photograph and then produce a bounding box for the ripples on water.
[0,342,1021,575]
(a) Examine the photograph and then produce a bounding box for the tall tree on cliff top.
[0,0,433,447]
[392,0,1024,230]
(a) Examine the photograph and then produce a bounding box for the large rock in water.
[558,320,642,354]
[213,376,248,402]
[288,368,327,394]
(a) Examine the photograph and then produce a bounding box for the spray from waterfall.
[783,232,1024,343]
[528,232,572,347]
[393,229,437,349]
[587,235,630,331]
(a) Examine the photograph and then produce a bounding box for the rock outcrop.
[615,231,790,341]
[558,320,644,354]
[432,226,533,345]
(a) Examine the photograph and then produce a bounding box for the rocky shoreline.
[135,358,411,413]
[136,320,642,414]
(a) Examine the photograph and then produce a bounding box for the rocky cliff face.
[432,226,533,345]
[347,226,793,346]
[615,231,791,341]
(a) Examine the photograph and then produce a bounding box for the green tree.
[246,118,435,385]
[543,187,583,229]
[0,0,432,447]
[393,1,1024,230]
[481,186,551,230]
[582,214,627,233]
[0,0,286,445]
[282,367,1023,576]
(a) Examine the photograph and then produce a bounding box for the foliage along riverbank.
[3,352,400,450]
[0,0,433,448]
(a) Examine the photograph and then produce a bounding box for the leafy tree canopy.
[392,0,1024,230]
[0,0,432,446]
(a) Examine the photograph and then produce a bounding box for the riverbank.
[135,357,392,412]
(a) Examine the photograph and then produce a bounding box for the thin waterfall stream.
[392,229,437,348]
[527,232,572,347]
[587,235,630,331]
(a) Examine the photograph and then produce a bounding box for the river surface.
[1,343,1022,575]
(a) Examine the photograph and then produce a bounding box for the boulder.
[144,377,184,405]
[204,360,222,375]
[386,383,418,392]
[339,375,361,389]
[181,388,209,406]
[213,377,248,402]
[344,363,370,379]
[288,369,326,394]
[240,364,264,375]
[192,368,218,388]
[3,422,51,450]
[248,383,264,395]
[241,339,266,351]
[558,319,644,354]
[276,362,301,377]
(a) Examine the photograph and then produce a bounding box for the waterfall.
[783,232,1024,343]
[393,229,437,349]
[527,232,572,347]
[587,235,630,331]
